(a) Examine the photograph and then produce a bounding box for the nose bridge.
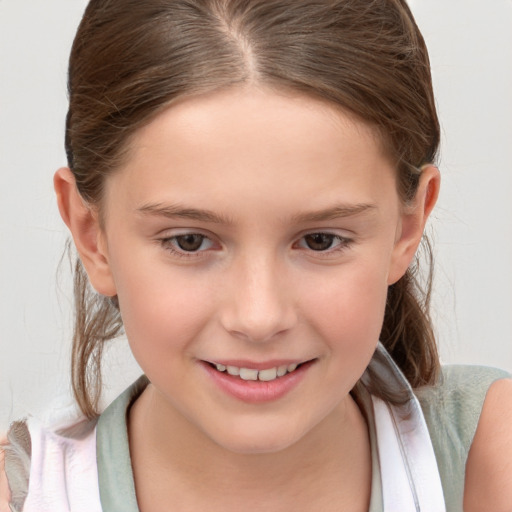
[220,248,296,342]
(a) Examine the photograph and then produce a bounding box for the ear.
[54,167,117,297]
[387,165,440,285]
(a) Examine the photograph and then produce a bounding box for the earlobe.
[54,167,117,297]
[387,165,440,285]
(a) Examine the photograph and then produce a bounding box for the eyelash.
[159,233,216,259]
[158,232,353,259]
[294,233,353,255]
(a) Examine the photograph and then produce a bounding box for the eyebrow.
[137,201,377,225]
[136,203,233,225]
[292,203,377,223]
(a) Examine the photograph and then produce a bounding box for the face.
[94,86,415,454]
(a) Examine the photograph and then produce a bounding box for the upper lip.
[203,359,314,370]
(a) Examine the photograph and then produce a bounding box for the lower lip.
[201,361,315,404]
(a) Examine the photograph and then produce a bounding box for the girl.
[2,0,512,510]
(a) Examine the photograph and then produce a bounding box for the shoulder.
[414,365,511,509]
[464,377,512,511]
[0,416,99,512]
[0,421,35,512]
[416,364,511,451]
[0,435,12,512]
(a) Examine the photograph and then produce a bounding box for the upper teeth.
[215,363,300,381]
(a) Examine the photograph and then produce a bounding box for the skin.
[0,443,9,512]
[55,85,437,511]
[0,84,495,510]
[464,378,512,511]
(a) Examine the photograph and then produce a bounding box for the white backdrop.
[1,1,511,430]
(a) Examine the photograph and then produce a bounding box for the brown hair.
[66,0,440,418]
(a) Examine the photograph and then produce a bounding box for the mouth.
[201,359,316,403]
[204,360,313,382]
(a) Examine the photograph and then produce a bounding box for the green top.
[416,365,510,509]
[95,365,510,512]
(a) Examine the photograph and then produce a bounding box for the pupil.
[176,234,203,251]
[305,233,333,251]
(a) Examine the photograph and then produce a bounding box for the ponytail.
[71,257,123,418]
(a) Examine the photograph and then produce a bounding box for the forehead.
[130,85,386,159]
[103,85,397,219]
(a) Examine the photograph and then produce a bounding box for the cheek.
[110,254,215,367]
[298,261,389,351]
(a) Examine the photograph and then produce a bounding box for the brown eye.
[303,233,336,251]
[175,234,207,252]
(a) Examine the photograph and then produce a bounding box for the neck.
[128,384,371,511]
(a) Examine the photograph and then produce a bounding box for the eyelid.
[294,228,354,242]
[293,231,354,255]
[156,226,214,237]
[155,228,354,260]
[157,229,221,258]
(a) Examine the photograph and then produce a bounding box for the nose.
[219,252,297,343]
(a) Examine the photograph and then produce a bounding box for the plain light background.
[1,1,511,431]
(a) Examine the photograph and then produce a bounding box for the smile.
[210,362,301,382]
[202,359,316,403]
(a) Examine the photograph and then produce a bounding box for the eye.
[303,233,334,251]
[160,233,215,254]
[174,234,209,252]
[295,232,352,253]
